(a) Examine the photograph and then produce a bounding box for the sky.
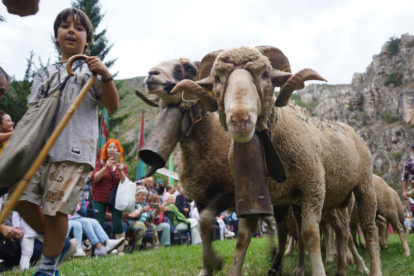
[1,0,413,84]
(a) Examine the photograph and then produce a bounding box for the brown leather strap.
[181,101,208,137]
[256,130,286,183]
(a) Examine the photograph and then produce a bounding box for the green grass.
[5,234,414,275]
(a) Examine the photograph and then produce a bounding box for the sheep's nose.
[230,113,251,127]
[148,70,160,76]
[148,70,159,76]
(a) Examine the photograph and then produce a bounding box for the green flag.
[168,154,175,186]
[136,109,146,180]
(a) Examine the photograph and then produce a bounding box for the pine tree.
[71,0,117,69]
[0,51,36,123]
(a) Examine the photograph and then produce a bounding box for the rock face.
[295,34,414,190]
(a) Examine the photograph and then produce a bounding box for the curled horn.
[275,68,327,107]
[171,79,218,112]
[135,89,159,107]
[255,46,292,73]
[198,49,223,79]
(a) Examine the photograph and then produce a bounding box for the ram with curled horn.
[133,56,277,276]
[172,46,382,276]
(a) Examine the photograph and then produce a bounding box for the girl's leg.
[217,219,226,240]
[188,218,202,245]
[156,222,171,246]
[86,218,109,244]
[68,220,83,247]
[20,237,35,270]
[77,217,99,246]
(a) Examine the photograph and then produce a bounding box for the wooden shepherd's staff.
[0,54,97,225]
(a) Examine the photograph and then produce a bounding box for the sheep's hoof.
[267,268,282,276]
[198,268,213,276]
[292,266,305,276]
[357,265,369,275]
[334,270,346,276]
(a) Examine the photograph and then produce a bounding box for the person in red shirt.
[91,139,128,254]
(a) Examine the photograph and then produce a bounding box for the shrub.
[387,37,400,55]
[392,152,403,162]
[384,71,403,87]
[291,94,307,108]
[362,113,370,126]
[382,111,399,124]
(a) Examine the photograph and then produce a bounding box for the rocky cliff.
[295,34,414,190]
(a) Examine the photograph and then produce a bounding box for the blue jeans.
[68,219,83,247]
[71,217,109,246]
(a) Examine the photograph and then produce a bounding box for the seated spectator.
[162,185,176,203]
[230,212,239,237]
[147,194,172,247]
[175,189,191,218]
[216,212,235,240]
[164,195,202,245]
[173,183,182,198]
[125,186,159,250]
[156,179,164,195]
[0,110,14,156]
[68,198,125,257]
[143,177,158,200]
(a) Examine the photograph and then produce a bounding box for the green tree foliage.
[0,51,39,123]
[384,71,403,87]
[71,0,117,69]
[387,37,400,56]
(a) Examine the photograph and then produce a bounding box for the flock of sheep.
[134,46,409,276]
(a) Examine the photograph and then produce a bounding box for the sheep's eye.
[261,71,268,79]
[215,75,221,83]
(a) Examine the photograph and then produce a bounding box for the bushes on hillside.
[384,71,403,87]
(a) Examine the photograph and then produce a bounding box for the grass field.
[5,234,414,276]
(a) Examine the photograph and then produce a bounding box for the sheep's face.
[212,47,274,142]
[144,58,198,105]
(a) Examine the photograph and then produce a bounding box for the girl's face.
[0,114,14,133]
[135,192,147,204]
[107,143,118,158]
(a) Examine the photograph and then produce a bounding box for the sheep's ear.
[182,76,214,101]
[270,69,292,87]
[196,75,214,92]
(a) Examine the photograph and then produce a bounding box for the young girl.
[12,212,38,270]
